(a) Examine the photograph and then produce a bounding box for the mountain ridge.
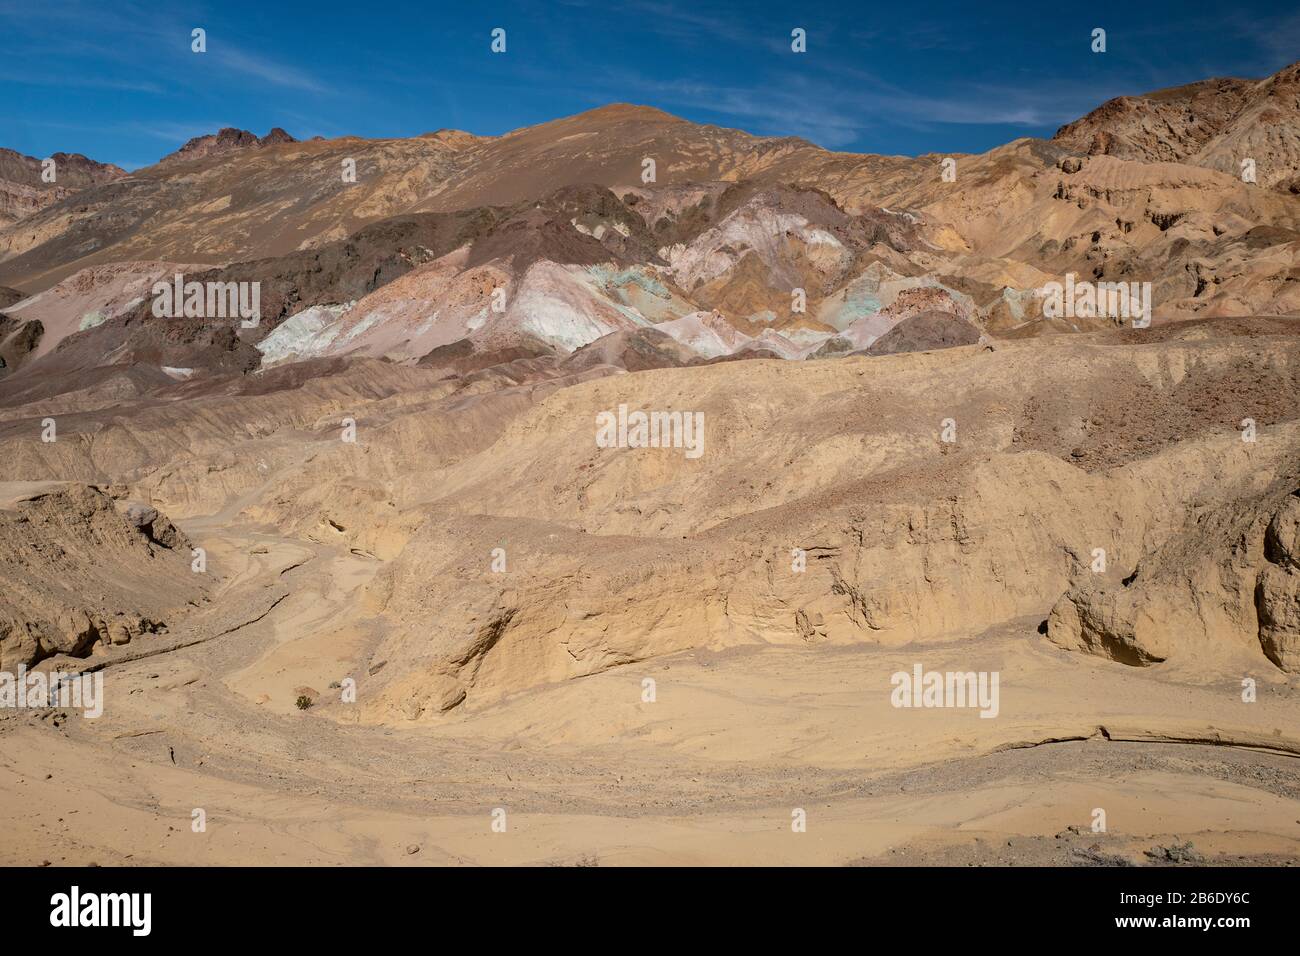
[0,147,127,229]
[0,62,1296,379]
[1053,63,1300,189]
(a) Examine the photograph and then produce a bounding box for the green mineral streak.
[824,287,881,327]
[588,265,671,300]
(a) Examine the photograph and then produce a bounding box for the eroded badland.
[2,63,1300,866]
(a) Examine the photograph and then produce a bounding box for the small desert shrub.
[295,695,313,711]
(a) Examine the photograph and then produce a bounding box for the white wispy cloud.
[10,117,233,141]
[588,67,1106,151]
[126,120,238,142]
[0,0,329,95]
[210,46,329,94]
[0,70,164,93]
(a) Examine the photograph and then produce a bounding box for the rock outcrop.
[0,483,205,669]
[865,310,981,355]
[159,127,297,165]
[1047,477,1300,672]
[1053,64,1300,191]
[1257,494,1300,670]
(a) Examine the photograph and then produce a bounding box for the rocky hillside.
[0,147,126,228]
[1054,62,1300,190]
[0,482,205,670]
[0,127,482,290]
[0,63,1296,390]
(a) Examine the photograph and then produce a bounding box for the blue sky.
[2,0,1296,170]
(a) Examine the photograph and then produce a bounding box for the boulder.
[38,608,98,658]
[0,617,38,670]
[1046,586,1172,666]
[120,500,188,550]
[1256,565,1300,670]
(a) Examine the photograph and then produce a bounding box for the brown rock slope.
[0,148,126,229]
[0,483,205,670]
[0,131,482,290]
[1053,62,1300,191]
[864,309,981,355]
[410,104,818,213]
[4,72,1300,328]
[1047,470,1300,672]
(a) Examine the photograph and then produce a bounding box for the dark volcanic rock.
[160,127,298,165]
[561,326,701,373]
[0,314,43,373]
[864,310,981,355]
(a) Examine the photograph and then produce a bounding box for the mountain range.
[1,61,1297,393]
[3,58,1300,867]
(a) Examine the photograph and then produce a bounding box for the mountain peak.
[416,129,486,150]
[1051,58,1299,185]
[159,127,298,165]
[574,103,684,123]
